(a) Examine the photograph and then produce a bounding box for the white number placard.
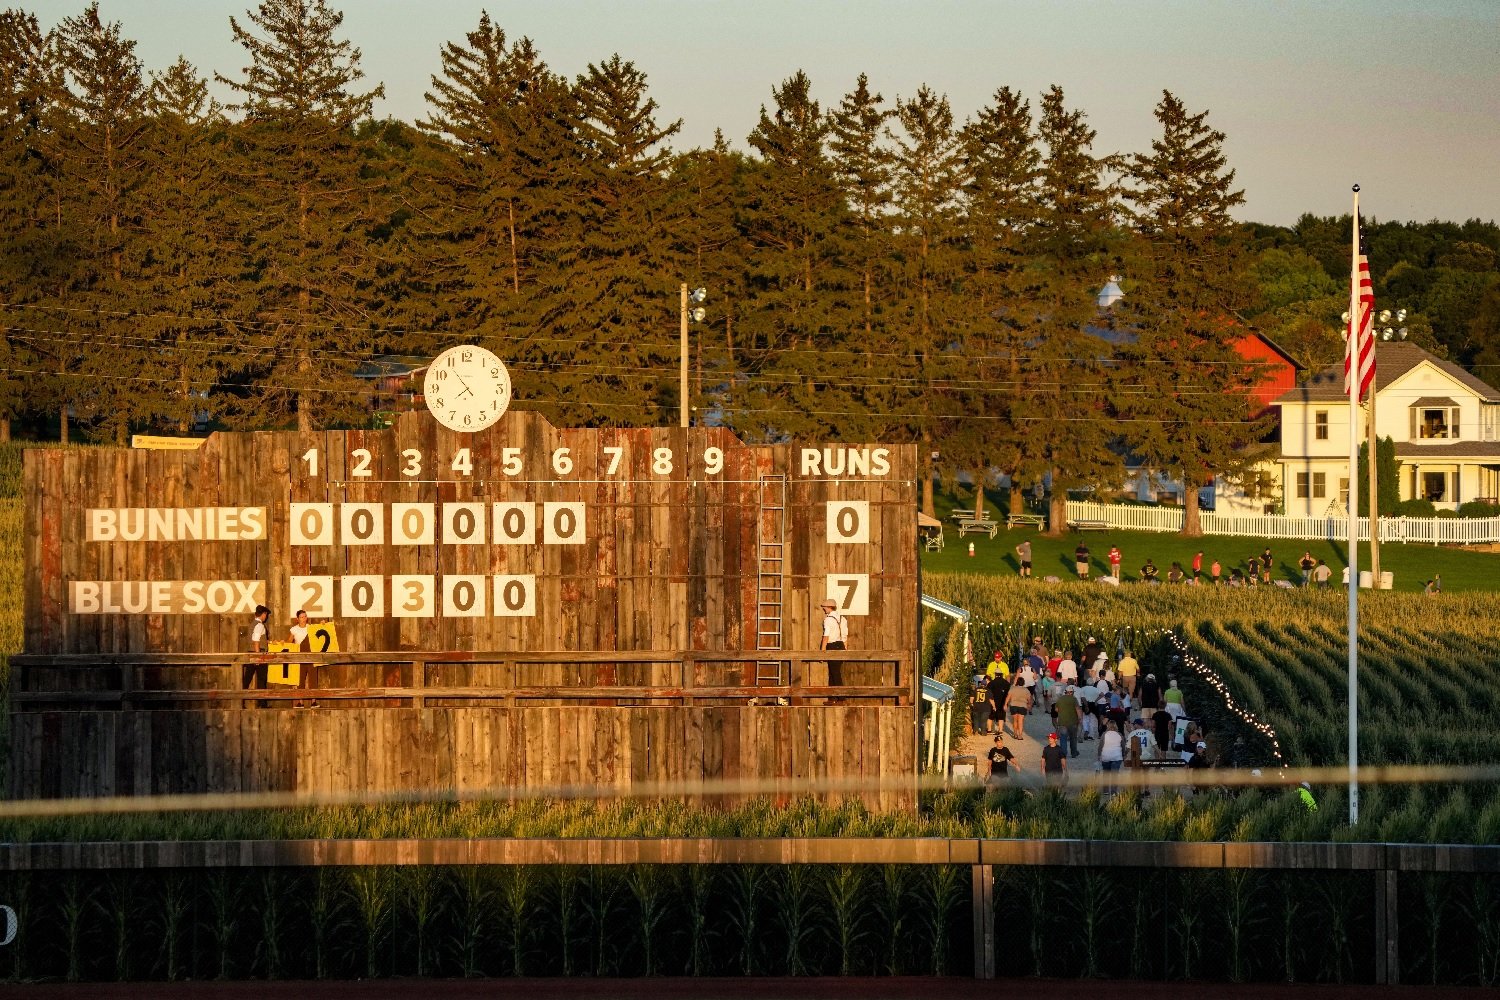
[391,503,435,545]
[825,574,869,616]
[340,574,385,617]
[340,503,385,546]
[443,574,487,617]
[493,502,536,544]
[443,503,486,545]
[392,575,435,617]
[826,501,870,544]
[543,502,585,545]
[290,575,334,618]
[290,503,333,546]
[493,574,537,616]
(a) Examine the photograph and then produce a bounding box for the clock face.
[423,345,512,432]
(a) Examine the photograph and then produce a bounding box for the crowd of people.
[1031,541,1339,589]
[975,636,1216,790]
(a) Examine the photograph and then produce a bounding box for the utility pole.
[679,285,707,428]
[679,283,689,428]
[1368,395,1380,581]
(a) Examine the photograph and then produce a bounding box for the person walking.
[1015,539,1032,578]
[1191,550,1203,583]
[1040,731,1069,788]
[1261,547,1274,585]
[1107,544,1122,580]
[1299,550,1316,586]
[1054,683,1082,759]
[1075,541,1091,580]
[986,735,1015,784]
[1003,674,1031,739]
[1117,648,1140,696]
[1098,720,1123,792]
[984,675,1004,735]
[1210,558,1222,585]
[1314,559,1332,588]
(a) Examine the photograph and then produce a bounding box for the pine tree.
[826,73,892,347]
[1116,90,1272,536]
[537,53,685,425]
[731,70,853,441]
[418,15,578,416]
[1026,85,1125,534]
[954,86,1042,515]
[883,85,968,515]
[0,8,57,439]
[670,131,749,419]
[133,57,238,433]
[216,0,388,431]
[49,3,151,444]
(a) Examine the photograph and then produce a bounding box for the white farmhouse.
[1275,342,1500,516]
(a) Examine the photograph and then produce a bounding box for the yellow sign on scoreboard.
[265,624,339,686]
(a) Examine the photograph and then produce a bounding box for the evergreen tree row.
[3,2,1278,529]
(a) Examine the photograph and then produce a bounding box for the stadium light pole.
[1343,306,1408,583]
[680,285,707,427]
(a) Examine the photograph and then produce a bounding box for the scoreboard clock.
[423,344,512,432]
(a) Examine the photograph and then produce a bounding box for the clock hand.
[453,373,474,398]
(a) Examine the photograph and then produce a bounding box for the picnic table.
[1006,513,1045,530]
[1067,519,1109,532]
[950,511,998,539]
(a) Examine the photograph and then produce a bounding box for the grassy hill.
[925,486,1500,591]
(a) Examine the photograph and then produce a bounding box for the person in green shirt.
[1053,684,1081,759]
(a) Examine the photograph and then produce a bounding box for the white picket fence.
[1064,500,1500,545]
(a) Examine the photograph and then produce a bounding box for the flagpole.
[1346,186,1362,826]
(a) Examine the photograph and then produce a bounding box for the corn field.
[924,575,1500,843]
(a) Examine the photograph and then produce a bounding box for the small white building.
[1274,342,1500,516]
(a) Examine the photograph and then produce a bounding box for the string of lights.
[963,615,1286,770]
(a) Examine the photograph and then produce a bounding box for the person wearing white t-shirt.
[289,609,322,705]
[1058,655,1078,685]
[819,599,848,685]
[1098,720,1124,792]
[244,604,270,691]
[818,600,847,651]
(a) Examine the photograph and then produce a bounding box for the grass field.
[923,484,1500,591]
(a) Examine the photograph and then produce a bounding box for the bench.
[1006,513,1045,530]
[1068,519,1109,532]
[950,514,998,539]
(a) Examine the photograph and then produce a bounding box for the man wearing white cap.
[819,599,847,651]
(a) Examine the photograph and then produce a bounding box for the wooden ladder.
[755,475,788,685]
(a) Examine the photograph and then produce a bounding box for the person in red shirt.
[1107,545,1122,580]
[1191,550,1203,583]
[1047,649,1063,680]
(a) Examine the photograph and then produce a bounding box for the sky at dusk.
[29,0,1500,225]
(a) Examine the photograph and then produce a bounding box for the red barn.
[1233,330,1300,416]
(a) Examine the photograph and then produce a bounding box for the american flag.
[1344,212,1375,402]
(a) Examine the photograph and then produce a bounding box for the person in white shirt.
[1128,718,1156,759]
[1058,655,1078,685]
[818,600,847,651]
[1098,719,1124,792]
[289,609,321,705]
[244,604,270,691]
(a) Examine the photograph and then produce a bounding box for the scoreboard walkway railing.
[9,650,915,710]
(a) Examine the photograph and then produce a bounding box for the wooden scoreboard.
[15,410,920,808]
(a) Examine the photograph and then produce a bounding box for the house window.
[1296,473,1328,500]
[1338,477,1348,505]
[1296,473,1308,499]
[1315,473,1327,499]
[1314,411,1329,440]
[1423,471,1447,502]
[1414,406,1461,440]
